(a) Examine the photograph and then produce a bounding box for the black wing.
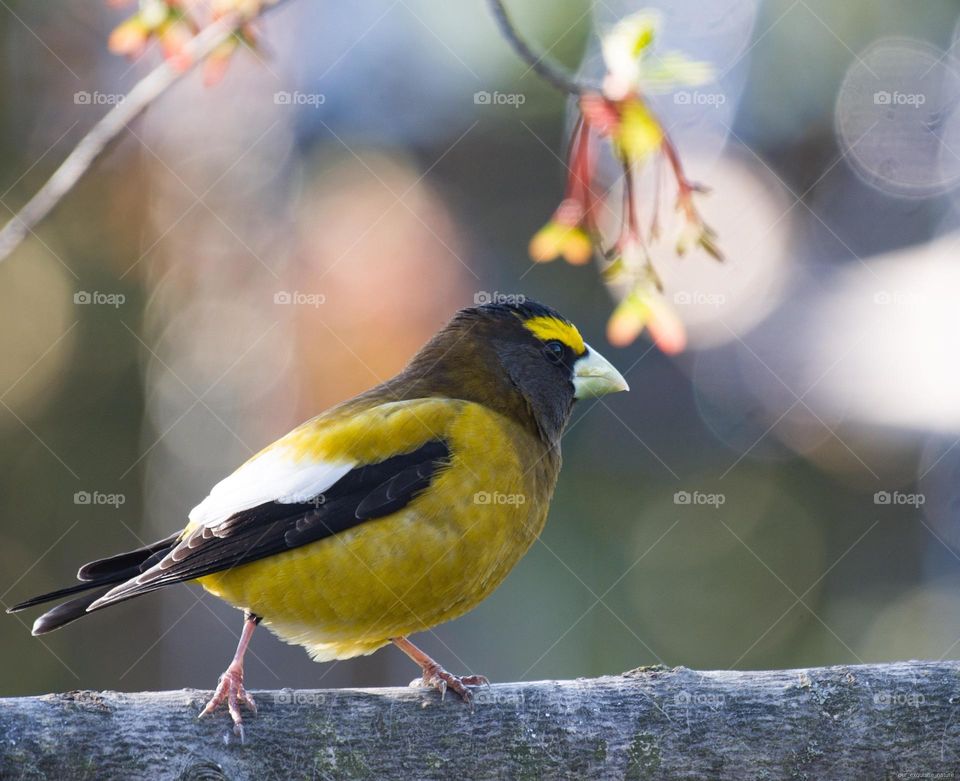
[89,439,451,610]
[10,439,451,632]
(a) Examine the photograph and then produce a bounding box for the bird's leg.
[391,636,489,702]
[199,611,260,737]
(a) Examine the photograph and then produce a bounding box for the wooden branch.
[0,1,290,267]
[2,662,959,779]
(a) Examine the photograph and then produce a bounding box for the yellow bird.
[9,300,628,734]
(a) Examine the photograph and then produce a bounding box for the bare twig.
[486,0,586,96]
[0,3,287,266]
[0,0,578,268]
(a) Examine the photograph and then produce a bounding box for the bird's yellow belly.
[197,408,553,661]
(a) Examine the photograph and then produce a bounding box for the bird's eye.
[544,340,565,363]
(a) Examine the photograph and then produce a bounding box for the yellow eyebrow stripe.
[522,316,586,355]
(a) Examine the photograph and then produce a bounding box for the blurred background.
[3,0,960,698]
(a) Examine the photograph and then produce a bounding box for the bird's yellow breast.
[197,399,556,661]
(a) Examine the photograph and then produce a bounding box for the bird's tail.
[25,586,114,635]
[6,532,180,635]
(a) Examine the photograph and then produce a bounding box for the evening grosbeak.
[9,300,628,734]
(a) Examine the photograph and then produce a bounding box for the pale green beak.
[572,343,629,399]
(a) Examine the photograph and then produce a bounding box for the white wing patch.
[188,446,355,529]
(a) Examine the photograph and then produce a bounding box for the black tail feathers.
[7,532,179,635]
[29,586,113,635]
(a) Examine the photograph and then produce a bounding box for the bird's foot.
[411,664,490,702]
[198,662,257,738]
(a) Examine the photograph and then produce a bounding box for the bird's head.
[401,299,628,443]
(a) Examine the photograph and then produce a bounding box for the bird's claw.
[411,665,489,702]
[199,664,257,737]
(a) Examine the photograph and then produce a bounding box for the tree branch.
[0,2,289,267]
[3,662,959,779]
[486,0,586,96]
[0,0,588,268]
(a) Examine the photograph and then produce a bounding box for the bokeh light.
[836,38,960,197]
[0,247,75,423]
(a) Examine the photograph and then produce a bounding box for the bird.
[8,299,628,735]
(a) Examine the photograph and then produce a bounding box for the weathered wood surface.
[2,662,960,780]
